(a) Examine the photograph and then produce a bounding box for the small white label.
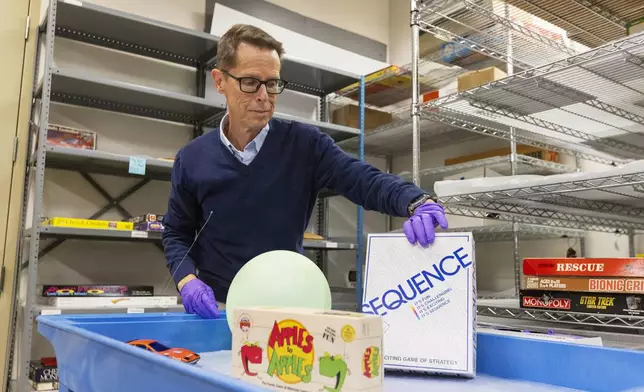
[41,309,62,315]
[63,0,83,6]
[326,242,338,249]
[131,230,148,238]
[129,156,147,175]
[127,308,145,314]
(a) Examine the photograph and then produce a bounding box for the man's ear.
[212,68,225,94]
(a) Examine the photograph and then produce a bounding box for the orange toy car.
[127,339,200,365]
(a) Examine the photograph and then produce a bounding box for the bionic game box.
[362,232,476,377]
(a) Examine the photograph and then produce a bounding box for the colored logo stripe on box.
[523,258,644,277]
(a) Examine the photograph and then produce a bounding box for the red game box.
[46,124,97,150]
[523,258,644,277]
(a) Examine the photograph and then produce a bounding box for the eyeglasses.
[222,70,288,94]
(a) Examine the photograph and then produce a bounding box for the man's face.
[212,42,281,131]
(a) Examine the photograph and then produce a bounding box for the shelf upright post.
[316,95,330,275]
[628,229,636,257]
[410,0,421,186]
[574,156,586,257]
[356,75,365,308]
[505,3,521,298]
[385,155,393,232]
[195,64,207,138]
[19,0,57,391]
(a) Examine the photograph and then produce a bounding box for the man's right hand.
[178,275,220,319]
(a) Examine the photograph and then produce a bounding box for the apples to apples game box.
[230,307,384,392]
[362,232,476,377]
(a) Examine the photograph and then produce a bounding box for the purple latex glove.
[403,202,449,247]
[180,279,220,319]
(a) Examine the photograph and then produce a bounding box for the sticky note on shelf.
[129,156,146,175]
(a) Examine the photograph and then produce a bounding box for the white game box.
[362,232,476,377]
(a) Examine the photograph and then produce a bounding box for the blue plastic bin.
[38,312,644,392]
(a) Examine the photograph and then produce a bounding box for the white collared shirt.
[219,113,270,165]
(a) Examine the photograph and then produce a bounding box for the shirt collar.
[219,113,270,154]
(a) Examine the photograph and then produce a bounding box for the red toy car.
[127,339,200,365]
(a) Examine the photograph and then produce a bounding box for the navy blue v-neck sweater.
[162,117,424,302]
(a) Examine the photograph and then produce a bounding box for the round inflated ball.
[225,250,332,331]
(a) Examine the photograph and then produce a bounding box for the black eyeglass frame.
[221,69,288,94]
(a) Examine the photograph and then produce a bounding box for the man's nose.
[255,84,269,100]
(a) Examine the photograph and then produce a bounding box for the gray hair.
[215,24,285,70]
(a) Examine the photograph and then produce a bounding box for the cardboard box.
[42,217,134,231]
[334,65,435,107]
[45,295,177,308]
[422,90,439,103]
[523,258,644,277]
[457,66,507,92]
[128,214,164,224]
[419,33,446,58]
[445,145,559,166]
[29,360,58,384]
[230,307,383,392]
[523,276,644,293]
[627,18,644,36]
[332,104,393,131]
[134,221,164,232]
[362,233,476,377]
[520,290,644,316]
[46,123,97,150]
[41,285,154,297]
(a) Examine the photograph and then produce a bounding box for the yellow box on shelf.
[42,217,134,231]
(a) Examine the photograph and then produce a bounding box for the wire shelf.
[397,153,574,187]
[417,0,586,70]
[478,305,644,330]
[390,222,584,241]
[504,0,632,49]
[452,223,585,241]
[422,31,644,159]
[444,202,644,233]
[424,107,628,166]
[336,111,483,156]
[327,44,479,112]
[435,164,644,234]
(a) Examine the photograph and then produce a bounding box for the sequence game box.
[362,233,476,377]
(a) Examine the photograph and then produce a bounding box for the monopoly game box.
[520,290,644,316]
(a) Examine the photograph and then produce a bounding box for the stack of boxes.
[128,213,164,232]
[520,258,644,316]
[29,357,58,391]
[40,284,178,309]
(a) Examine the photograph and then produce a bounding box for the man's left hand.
[404,202,449,247]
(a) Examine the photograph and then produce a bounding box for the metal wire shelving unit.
[10,1,368,391]
[410,0,644,332]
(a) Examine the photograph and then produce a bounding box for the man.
[162,24,448,319]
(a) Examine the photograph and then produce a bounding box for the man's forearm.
[162,226,198,286]
[316,133,425,216]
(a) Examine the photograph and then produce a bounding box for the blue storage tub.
[38,312,644,392]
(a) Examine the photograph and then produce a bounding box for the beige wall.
[0,0,40,390]
[266,0,390,45]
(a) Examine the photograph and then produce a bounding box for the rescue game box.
[231,307,384,392]
[362,232,476,377]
